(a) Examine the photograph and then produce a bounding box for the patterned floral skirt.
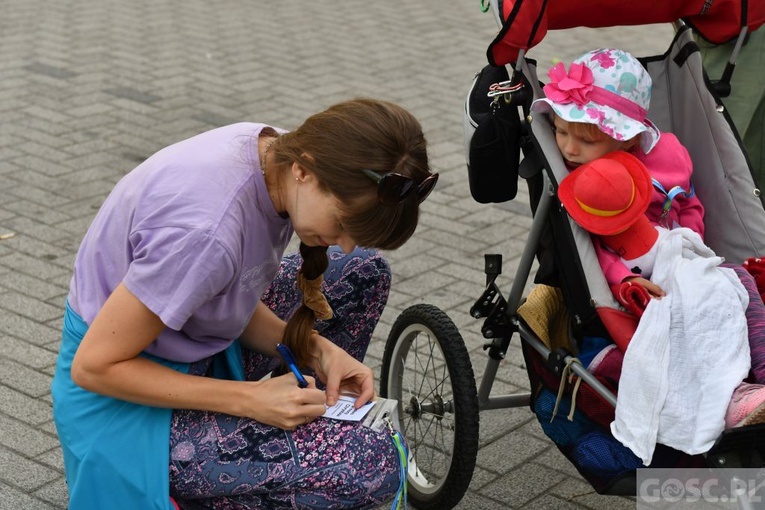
[169,247,401,509]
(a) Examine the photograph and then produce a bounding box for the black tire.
[380,304,479,510]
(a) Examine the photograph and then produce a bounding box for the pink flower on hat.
[544,62,594,106]
[591,50,616,69]
[586,108,605,123]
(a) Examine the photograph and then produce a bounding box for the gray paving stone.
[32,477,68,509]
[0,414,58,457]
[0,313,60,346]
[35,447,64,473]
[476,431,551,475]
[0,335,57,370]
[3,201,71,226]
[0,480,57,510]
[0,444,59,492]
[24,63,77,80]
[104,86,162,105]
[37,419,58,436]
[388,254,451,282]
[0,271,68,302]
[525,494,593,509]
[0,358,54,398]
[0,239,71,269]
[0,385,52,426]
[0,291,62,323]
[478,409,537,448]
[11,156,71,179]
[454,491,513,510]
[480,462,568,508]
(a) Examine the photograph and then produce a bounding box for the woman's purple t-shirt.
[67,123,293,362]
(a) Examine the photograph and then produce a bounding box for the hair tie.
[297,273,333,320]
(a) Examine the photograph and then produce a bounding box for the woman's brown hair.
[270,98,433,365]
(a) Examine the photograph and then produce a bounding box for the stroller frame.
[380,23,765,510]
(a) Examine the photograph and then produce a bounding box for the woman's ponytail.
[281,242,331,365]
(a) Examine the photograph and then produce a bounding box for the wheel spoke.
[414,332,438,401]
[381,304,479,508]
[398,330,455,484]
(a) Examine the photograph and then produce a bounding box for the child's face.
[553,117,631,169]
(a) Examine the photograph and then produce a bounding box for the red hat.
[558,152,653,236]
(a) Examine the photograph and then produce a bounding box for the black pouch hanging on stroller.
[463,64,522,203]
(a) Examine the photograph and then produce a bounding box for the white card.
[322,395,376,421]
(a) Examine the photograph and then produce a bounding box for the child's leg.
[726,382,765,428]
[729,264,765,384]
[244,246,391,379]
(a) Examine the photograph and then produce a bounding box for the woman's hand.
[310,334,375,408]
[244,373,327,430]
[625,276,665,298]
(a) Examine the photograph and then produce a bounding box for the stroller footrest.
[707,423,765,468]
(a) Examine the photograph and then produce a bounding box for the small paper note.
[322,395,376,421]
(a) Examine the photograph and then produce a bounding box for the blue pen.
[276,343,309,388]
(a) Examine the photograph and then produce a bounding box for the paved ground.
[0,1,676,508]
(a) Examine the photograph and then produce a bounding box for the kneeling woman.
[52,98,437,509]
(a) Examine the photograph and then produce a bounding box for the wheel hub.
[406,395,446,421]
[406,396,422,419]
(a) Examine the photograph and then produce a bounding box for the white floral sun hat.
[532,48,661,154]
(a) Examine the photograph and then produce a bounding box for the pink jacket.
[595,133,706,286]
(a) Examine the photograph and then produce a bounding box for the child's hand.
[624,276,665,298]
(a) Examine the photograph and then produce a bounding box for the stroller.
[379,1,765,509]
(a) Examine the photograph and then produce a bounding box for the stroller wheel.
[381,304,479,510]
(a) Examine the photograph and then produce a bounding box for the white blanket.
[610,228,750,465]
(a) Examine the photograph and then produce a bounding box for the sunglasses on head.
[362,169,439,205]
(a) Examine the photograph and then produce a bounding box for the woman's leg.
[169,401,401,509]
[244,246,391,378]
[168,248,400,507]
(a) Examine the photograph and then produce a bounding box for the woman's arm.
[239,301,287,356]
[71,283,327,429]
[240,302,376,407]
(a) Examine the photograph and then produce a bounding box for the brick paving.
[0,1,675,508]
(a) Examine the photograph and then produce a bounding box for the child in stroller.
[557,150,762,464]
[531,48,704,295]
[532,46,765,456]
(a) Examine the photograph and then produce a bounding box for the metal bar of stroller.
[711,26,750,98]
[476,166,550,411]
[519,321,617,408]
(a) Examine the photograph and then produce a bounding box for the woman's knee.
[327,246,391,283]
[325,247,391,307]
[263,247,392,320]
